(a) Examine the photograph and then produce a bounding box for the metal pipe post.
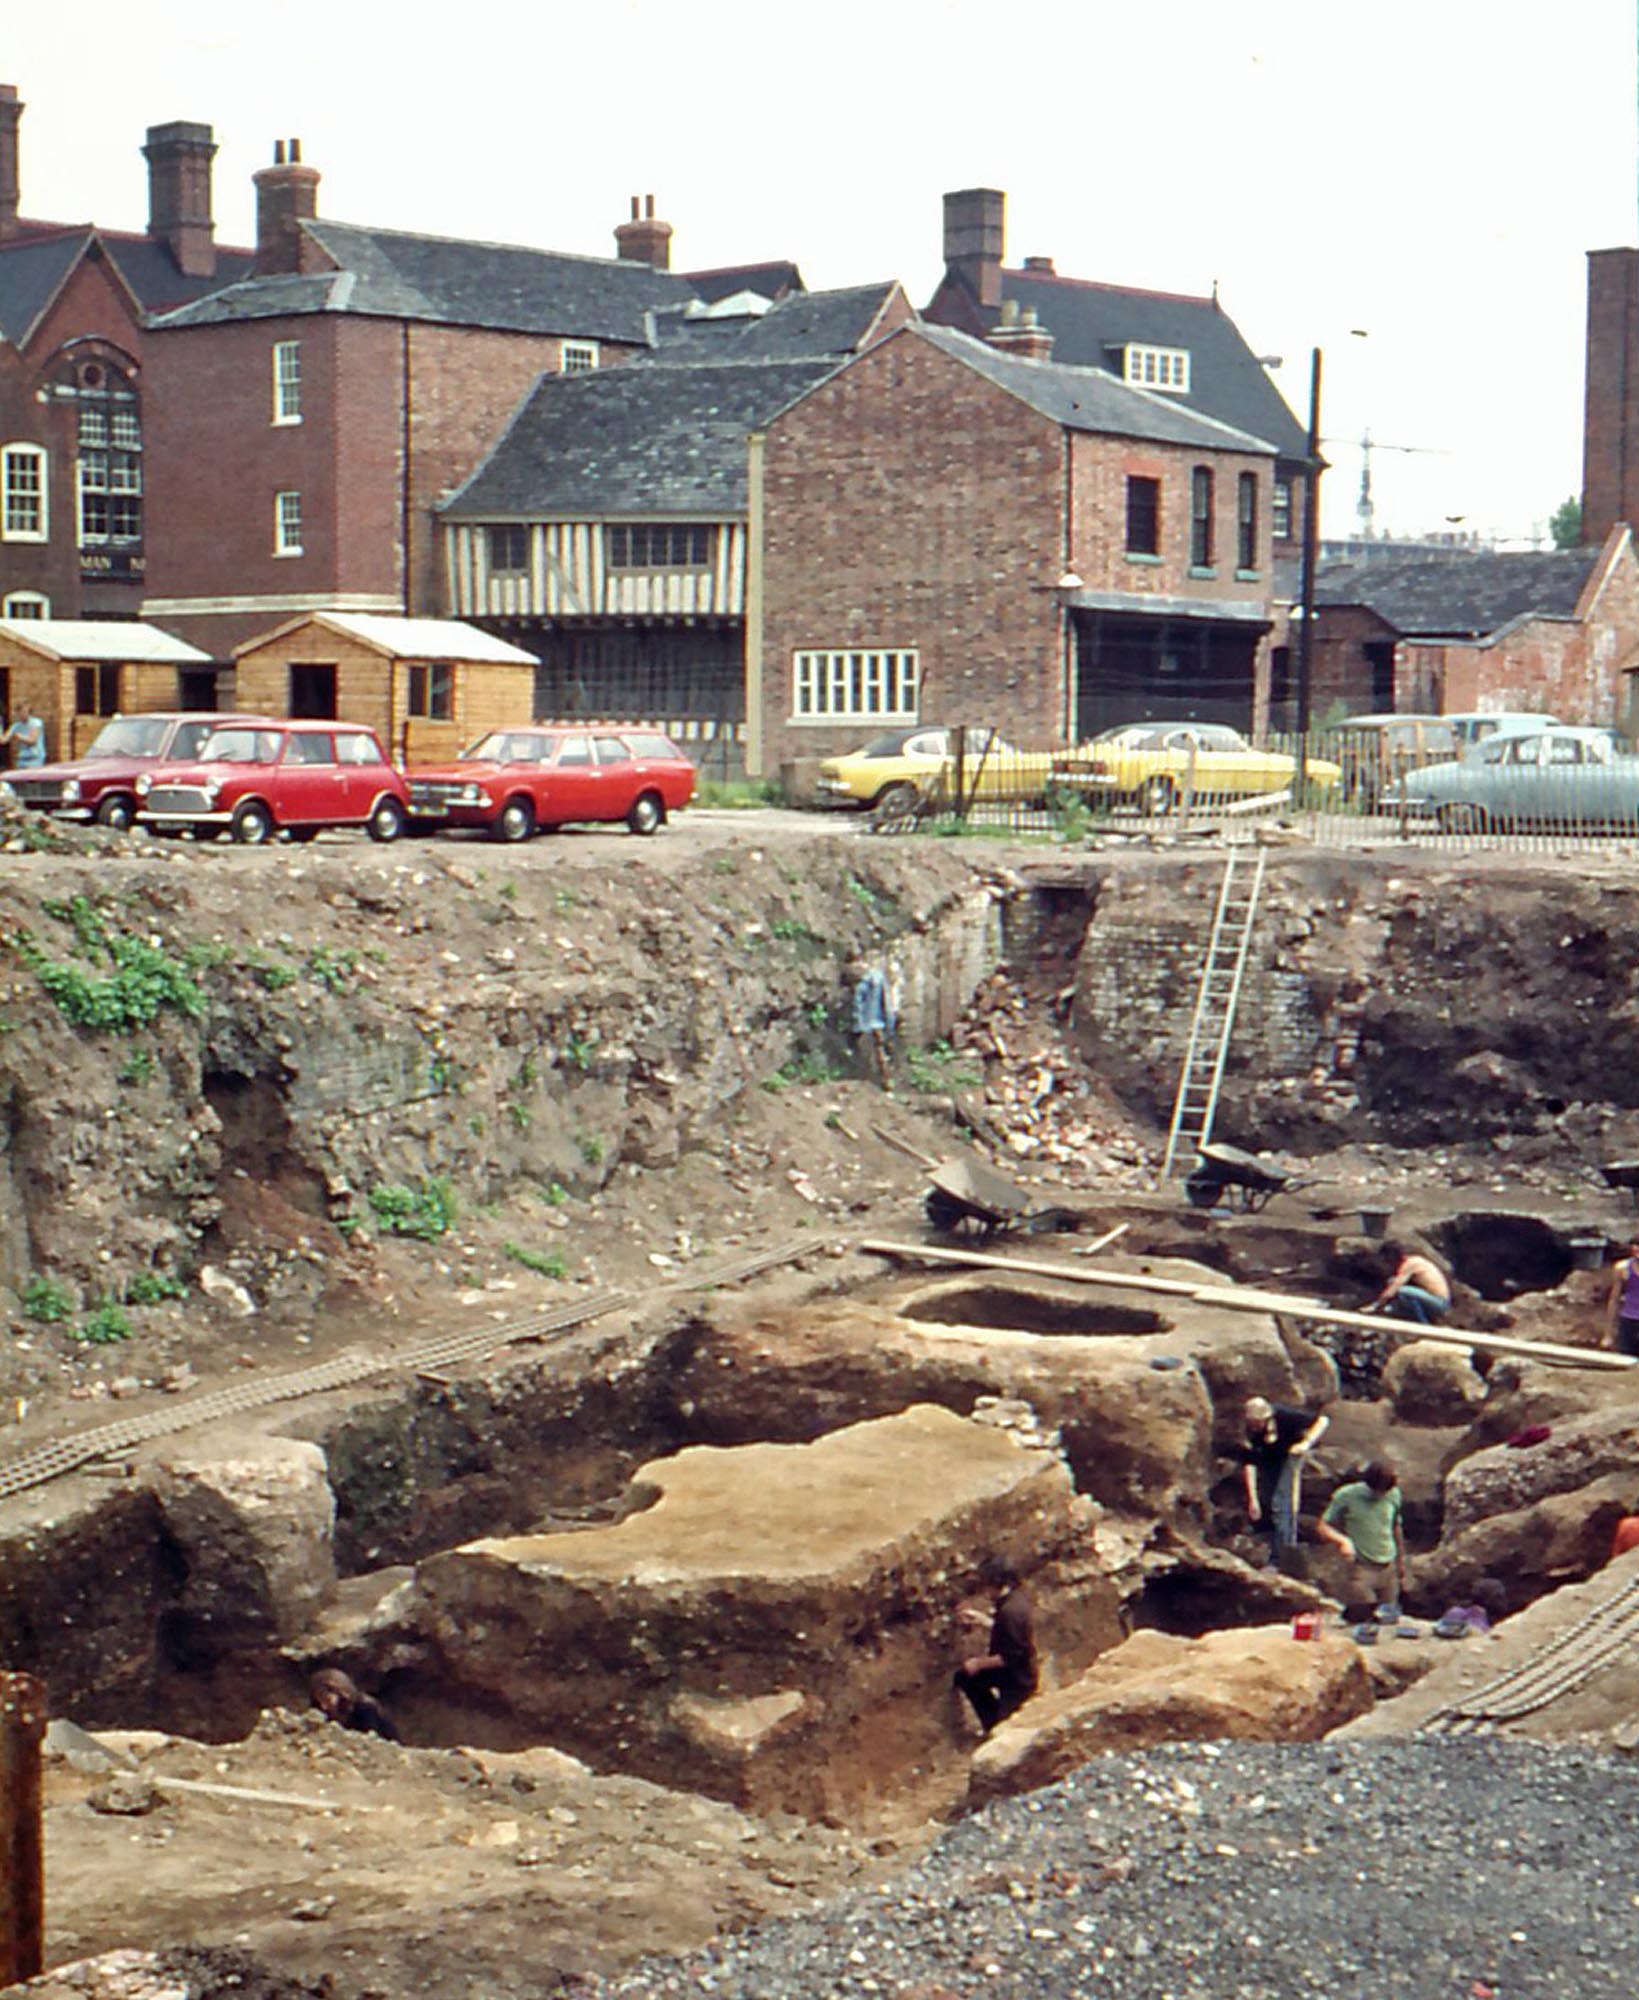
[1294,345,1324,793]
[0,1672,46,1986]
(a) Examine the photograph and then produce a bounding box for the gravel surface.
[584,1740,1639,2000]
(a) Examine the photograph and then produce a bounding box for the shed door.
[290,663,337,718]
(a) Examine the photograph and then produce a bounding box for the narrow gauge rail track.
[1419,1574,1639,1735]
[0,1238,820,1505]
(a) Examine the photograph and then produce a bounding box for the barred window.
[562,341,599,374]
[791,649,919,722]
[77,375,142,549]
[606,523,715,569]
[1272,477,1293,542]
[1123,344,1190,393]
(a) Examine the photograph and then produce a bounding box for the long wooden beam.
[859,1239,1635,1372]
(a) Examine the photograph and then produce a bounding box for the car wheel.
[1138,774,1177,816]
[94,794,135,831]
[627,791,664,836]
[493,796,536,843]
[873,781,919,816]
[368,797,407,844]
[231,801,274,845]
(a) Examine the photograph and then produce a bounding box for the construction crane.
[1325,429,1448,539]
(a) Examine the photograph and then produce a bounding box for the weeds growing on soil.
[368,1179,457,1240]
[904,1040,983,1092]
[503,1241,569,1279]
[20,1276,73,1322]
[14,896,207,1032]
[125,1270,187,1305]
[76,1301,131,1345]
[117,1049,156,1085]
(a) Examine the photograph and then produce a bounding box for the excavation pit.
[896,1280,1172,1339]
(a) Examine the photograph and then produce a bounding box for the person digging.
[1314,1459,1407,1626]
[1239,1396,1329,1575]
[953,1572,1038,1736]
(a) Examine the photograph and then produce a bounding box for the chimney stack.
[614,193,672,270]
[0,85,22,241]
[253,137,320,275]
[1023,255,1055,275]
[143,120,217,278]
[943,187,1005,310]
[986,300,1055,364]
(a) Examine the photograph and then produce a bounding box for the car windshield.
[463,732,558,762]
[200,727,281,765]
[85,718,172,759]
[859,732,919,758]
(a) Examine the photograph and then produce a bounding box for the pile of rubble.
[950,969,1156,1185]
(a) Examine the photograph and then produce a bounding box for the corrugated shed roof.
[441,358,839,519]
[1315,550,1602,637]
[917,325,1279,454]
[0,619,213,662]
[151,220,695,341]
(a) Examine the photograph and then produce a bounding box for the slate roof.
[649,282,902,362]
[0,225,255,346]
[686,261,804,304]
[151,220,695,342]
[932,268,1309,461]
[916,325,1279,455]
[1315,550,1603,638]
[441,358,839,519]
[0,618,211,663]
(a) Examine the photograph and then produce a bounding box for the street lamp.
[1292,331,1367,788]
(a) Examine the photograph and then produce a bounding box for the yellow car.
[1050,723,1341,813]
[814,726,1056,811]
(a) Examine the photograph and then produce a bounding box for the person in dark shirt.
[1239,1396,1329,1557]
[953,1578,1038,1734]
[310,1667,400,1742]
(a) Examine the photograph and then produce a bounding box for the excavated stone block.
[1382,1339,1486,1427]
[969,1626,1374,1806]
[404,1404,1121,1821]
[1442,1407,1639,1534]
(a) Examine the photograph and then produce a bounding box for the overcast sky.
[9,1,1636,543]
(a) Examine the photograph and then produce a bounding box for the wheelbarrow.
[1183,1142,1321,1215]
[923,1155,1086,1239]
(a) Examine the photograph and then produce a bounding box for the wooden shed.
[231,614,539,764]
[0,619,218,765]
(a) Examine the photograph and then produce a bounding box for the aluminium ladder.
[1158,845,1269,1181]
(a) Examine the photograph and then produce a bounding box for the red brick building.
[0,85,251,626]
[1583,247,1639,543]
[1310,530,1639,727]
[753,322,1279,776]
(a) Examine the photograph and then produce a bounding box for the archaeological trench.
[3,825,1639,1991]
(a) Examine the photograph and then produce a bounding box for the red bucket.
[1291,1612,1321,1641]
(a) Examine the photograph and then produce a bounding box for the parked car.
[3,712,275,831]
[136,720,410,843]
[1321,714,1458,805]
[405,725,695,839]
[1050,722,1340,813]
[1388,726,1639,830]
[1443,710,1558,749]
[815,726,1053,811]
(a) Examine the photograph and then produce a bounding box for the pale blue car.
[1390,726,1639,831]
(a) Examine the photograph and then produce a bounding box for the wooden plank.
[857,1239,1635,1372]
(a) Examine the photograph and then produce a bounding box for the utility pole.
[0,1673,46,1986]
[1294,346,1323,790]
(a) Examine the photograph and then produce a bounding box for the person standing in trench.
[1239,1396,1329,1567]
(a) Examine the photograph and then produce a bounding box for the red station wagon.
[136,720,411,844]
[406,725,697,840]
[4,712,275,832]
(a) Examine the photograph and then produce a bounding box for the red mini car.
[136,720,411,844]
[4,711,275,832]
[406,725,696,841]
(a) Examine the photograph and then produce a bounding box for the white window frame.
[2,591,49,618]
[562,341,599,375]
[791,649,919,723]
[1123,344,1191,394]
[1,444,48,542]
[273,341,302,425]
[274,490,304,556]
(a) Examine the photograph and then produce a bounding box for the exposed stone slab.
[1442,1406,1639,1534]
[1382,1339,1486,1427]
[969,1625,1374,1806]
[403,1405,1121,1821]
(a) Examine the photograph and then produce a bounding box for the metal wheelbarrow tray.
[1185,1142,1321,1214]
[923,1155,1086,1238]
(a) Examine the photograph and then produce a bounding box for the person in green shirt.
[1316,1460,1406,1612]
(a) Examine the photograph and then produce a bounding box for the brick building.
[753,322,1278,776]
[924,188,1310,556]
[0,85,250,625]
[440,282,909,765]
[1583,247,1639,543]
[1310,530,1639,727]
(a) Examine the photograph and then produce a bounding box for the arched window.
[74,357,142,558]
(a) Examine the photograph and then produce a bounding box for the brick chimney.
[253,138,320,275]
[143,119,217,278]
[0,85,22,241]
[1023,255,1055,275]
[986,299,1055,364]
[943,187,1004,311]
[614,194,672,270]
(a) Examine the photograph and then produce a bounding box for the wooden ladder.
[1159,845,1268,1180]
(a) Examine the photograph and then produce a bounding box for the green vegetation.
[1043,785,1097,843]
[576,1134,605,1168]
[255,961,299,992]
[770,917,819,944]
[554,886,581,914]
[498,880,518,903]
[307,944,359,993]
[20,1276,73,1323]
[125,1270,187,1305]
[76,1301,132,1346]
[1549,495,1583,550]
[777,1051,846,1087]
[507,1101,533,1133]
[426,1054,454,1092]
[14,896,207,1033]
[845,874,880,910]
[503,1241,568,1279]
[517,1054,540,1088]
[368,1178,457,1241]
[562,1033,594,1072]
[694,778,780,809]
[808,1000,831,1030]
[116,1049,157,1086]
[904,1039,982,1094]
[540,1180,570,1207]
[710,854,741,877]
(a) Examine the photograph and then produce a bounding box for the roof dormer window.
[1123,344,1190,394]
